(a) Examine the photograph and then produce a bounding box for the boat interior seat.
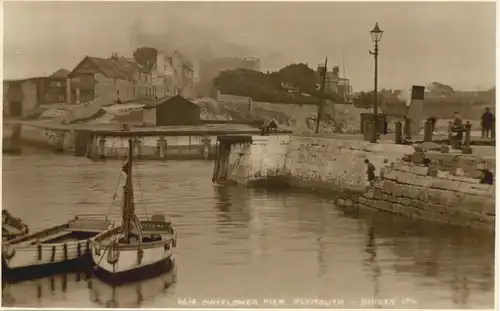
[151,214,166,222]
[142,235,163,243]
[118,234,162,244]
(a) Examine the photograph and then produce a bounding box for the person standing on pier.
[364,159,376,184]
[481,107,494,139]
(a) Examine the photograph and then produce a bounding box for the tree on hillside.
[428,82,455,95]
[212,63,344,105]
[352,89,404,109]
[271,63,319,94]
[133,47,158,70]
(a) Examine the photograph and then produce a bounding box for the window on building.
[50,81,62,87]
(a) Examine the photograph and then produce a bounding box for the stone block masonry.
[285,136,414,193]
[348,160,495,231]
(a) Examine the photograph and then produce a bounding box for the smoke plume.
[129,13,256,73]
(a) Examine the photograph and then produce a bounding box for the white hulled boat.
[2,215,113,273]
[91,138,177,282]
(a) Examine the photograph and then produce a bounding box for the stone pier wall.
[285,136,414,193]
[218,134,495,229]
[223,135,413,192]
[17,124,75,152]
[347,160,495,230]
[224,136,290,184]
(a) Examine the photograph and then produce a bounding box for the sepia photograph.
[1,1,496,309]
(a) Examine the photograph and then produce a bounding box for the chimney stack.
[332,65,340,77]
[317,64,326,76]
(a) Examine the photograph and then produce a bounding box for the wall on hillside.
[62,98,108,124]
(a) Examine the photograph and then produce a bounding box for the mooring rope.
[94,242,113,269]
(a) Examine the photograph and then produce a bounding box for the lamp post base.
[369,117,378,143]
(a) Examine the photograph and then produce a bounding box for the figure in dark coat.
[481,107,494,139]
[364,159,376,183]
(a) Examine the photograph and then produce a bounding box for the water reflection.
[88,267,177,308]
[364,224,381,308]
[3,154,495,308]
[2,270,90,307]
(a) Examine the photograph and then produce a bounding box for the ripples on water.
[2,149,495,308]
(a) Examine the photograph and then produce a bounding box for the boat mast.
[122,138,135,243]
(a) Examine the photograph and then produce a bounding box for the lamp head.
[370,22,383,43]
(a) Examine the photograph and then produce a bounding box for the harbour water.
[2,148,495,308]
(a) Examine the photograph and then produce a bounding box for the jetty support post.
[156,137,162,159]
[202,137,211,160]
[212,138,221,182]
[134,137,142,159]
[98,136,106,159]
[394,121,403,144]
[462,121,472,154]
[161,137,167,160]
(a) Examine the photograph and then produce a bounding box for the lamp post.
[369,22,383,143]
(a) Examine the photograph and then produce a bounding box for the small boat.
[2,210,29,242]
[91,138,177,283]
[2,215,113,275]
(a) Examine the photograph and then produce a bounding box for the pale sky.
[2,1,496,91]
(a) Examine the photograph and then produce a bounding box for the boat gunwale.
[91,226,176,251]
[4,223,70,246]
[6,238,92,251]
[4,215,113,247]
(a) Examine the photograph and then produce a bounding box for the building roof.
[143,94,201,109]
[51,68,70,78]
[3,75,67,84]
[70,56,148,81]
[4,77,45,83]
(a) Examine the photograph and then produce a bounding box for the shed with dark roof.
[142,95,201,126]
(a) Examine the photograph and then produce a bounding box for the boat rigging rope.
[105,157,128,219]
[133,160,148,220]
[94,242,113,270]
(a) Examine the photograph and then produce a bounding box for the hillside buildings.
[4,49,196,117]
[318,64,352,101]
[3,70,69,117]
